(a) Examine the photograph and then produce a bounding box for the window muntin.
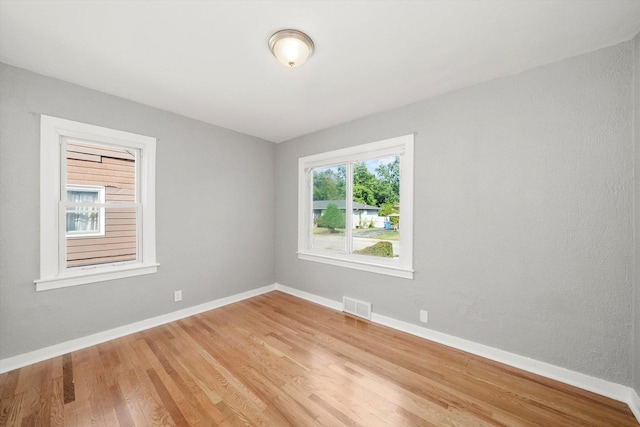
[36,116,157,291]
[298,135,414,279]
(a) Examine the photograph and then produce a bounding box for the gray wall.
[0,63,276,359]
[634,32,640,395]
[276,41,635,385]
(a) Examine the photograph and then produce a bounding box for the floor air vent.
[343,296,372,320]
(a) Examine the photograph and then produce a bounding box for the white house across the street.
[312,199,386,229]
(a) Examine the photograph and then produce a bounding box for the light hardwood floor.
[0,291,637,426]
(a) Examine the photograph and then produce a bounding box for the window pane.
[352,156,400,258]
[65,141,137,268]
[66,206,101,233]
[312,165,346,253]
[67,207,137,268]
[67,141,136,202]
[67,190,99,202]
[66,189,101,234]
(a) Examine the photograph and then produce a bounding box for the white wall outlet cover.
[420,309,428,323]
[174,290,182,302]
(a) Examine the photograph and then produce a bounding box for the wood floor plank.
[118,344,174,427]
[0,291,637,426]
[3,392,25,427]
[109,384,135,427]
[142,330,227,425]
[181,318,319,426]
[146,368,188,426]
[132,336,202,426]
[14,363,50,426]
[48,377,64,427]
[61,354,74,405]
[74,347,115,426]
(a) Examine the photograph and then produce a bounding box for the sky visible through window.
[364,157,394,173]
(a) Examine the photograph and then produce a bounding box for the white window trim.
[36,115,158,291]
[298,134,414,279]
[66,184,106,237]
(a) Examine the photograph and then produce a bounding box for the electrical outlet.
[174,290,182,302]
[420,309,428,323]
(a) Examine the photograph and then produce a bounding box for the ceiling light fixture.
[268,29,314,69]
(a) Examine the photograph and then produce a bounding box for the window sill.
[298,252,413,279]
[34,263,159,291]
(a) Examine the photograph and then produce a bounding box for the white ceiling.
[1,1,640,143]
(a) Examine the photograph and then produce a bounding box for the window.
[66,185,105,237]
[36,116,158,291]
[298,134,414,279]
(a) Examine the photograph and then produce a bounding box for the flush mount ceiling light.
[268,29,314,68]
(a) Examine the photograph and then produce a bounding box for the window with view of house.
[36,116,157,291]
[298,134,414,279]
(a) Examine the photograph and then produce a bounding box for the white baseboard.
[2,282,638,424]
[0,284,276,374]
[274,283,343,311]
[273,283,640,424]
[629,388,640,423]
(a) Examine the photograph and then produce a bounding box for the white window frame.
[36,115,158,291]
[298,134,414,279]
[66,184,106,237]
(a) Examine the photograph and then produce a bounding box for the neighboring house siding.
[66,142,136,267]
